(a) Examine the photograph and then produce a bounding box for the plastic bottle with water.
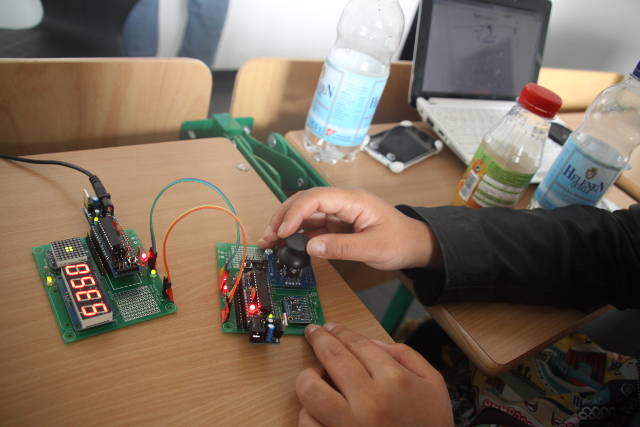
[531,60,640,209]
[303,0,405,164]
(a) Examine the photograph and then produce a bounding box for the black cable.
[1,153,114,215]
[0,154,94,177]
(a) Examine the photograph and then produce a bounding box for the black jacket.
[398,204,640,310]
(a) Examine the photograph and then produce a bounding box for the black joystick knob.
[276,233,310,278]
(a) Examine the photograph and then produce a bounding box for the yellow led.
[150,269,157,278]
[93,217,99,223]
[268,314,274,319]
[65,246,73,253]
[46,276,53,286]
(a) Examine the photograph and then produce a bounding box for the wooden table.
[0,139,389,425]
[286,122,636,376]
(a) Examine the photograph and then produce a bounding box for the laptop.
[409,0,560,183]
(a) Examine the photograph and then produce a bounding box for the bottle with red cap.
[452,83,562,208]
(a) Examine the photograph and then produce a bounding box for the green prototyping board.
[33,230,176,343]
[217,243,324,343]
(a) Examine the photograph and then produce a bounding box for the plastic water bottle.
[303,0,405,164]
[531,61,640,209]
[452,83,562,208]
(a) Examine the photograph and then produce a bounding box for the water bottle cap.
[634,60,640,79]
[517,83,562,119]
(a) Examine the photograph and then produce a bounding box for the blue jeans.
[122,0,229,66]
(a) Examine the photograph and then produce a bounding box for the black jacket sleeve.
[397,204,640,310]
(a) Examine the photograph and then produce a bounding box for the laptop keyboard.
[422,104,562,183]
[422,105,506,162]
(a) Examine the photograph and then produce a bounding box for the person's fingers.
[372,340,439,380]
[298,213,332,232]
[259,191,303,245]
[323,323,402,380]
[304,324,372,399]
[296,367,349,426]
[306,230,385,263]
[303,228,330,240]
[324,214,354,234]
[277,188,378,240]
[298,408,324,427]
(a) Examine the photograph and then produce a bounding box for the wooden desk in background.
[285,122,636,376]
[0,139,389,425]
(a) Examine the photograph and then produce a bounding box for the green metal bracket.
[381,282,415,336]
[181,114,329,202]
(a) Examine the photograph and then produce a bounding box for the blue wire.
[149,178,240,260]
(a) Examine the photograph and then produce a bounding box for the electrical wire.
[0,153,94,177]
[148,178,240,257]
[161,205,247,304]
[1,154,113,214]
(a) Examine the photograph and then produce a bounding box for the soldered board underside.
[217,243,325,338]
[32,230,176,343]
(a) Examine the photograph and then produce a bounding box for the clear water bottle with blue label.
[303,0,404,164]
[531,60,640,209]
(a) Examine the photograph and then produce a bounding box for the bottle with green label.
[453,83,562,208]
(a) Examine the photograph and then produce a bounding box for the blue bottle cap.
[634,60,640,79]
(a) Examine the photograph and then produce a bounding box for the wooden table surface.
[286,121,636,376]
[0,139,389,426]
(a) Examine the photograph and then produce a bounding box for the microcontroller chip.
[51,238,88,267]
[283,296,313,324]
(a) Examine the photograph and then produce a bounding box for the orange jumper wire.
[161,205,248,310]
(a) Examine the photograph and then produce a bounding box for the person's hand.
[296,323,453,427]
[258,188,441,271]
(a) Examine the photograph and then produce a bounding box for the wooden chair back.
[537,67,624,112]
[229,58,419,140]
[231,58,628,141]
[0,58,212,155]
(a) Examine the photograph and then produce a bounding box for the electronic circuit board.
[217,243,325,343]
[33,230,176,343]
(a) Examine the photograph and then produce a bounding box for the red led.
[222,284,229,294]
[80,302,109,317]
[70,276,96,289]
[75,289,102,302]
[219,271,229,292]
[247,303,260,315]
[138,248,151,266]
[64,263,90,276]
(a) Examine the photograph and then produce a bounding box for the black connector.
[146,248,157,270]
[89,175,114,216]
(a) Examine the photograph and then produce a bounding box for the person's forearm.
[398,204,640,310]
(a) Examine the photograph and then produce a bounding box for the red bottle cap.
[517,83,562,119]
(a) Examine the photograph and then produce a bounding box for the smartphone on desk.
[549,122,572,146]
[364,121,443,173]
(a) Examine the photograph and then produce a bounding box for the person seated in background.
[122,0,229,67]
[259,187,639,427]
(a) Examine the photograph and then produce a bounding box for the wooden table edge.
[428,304,612,376]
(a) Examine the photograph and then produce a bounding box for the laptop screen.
[411,0,551,103]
